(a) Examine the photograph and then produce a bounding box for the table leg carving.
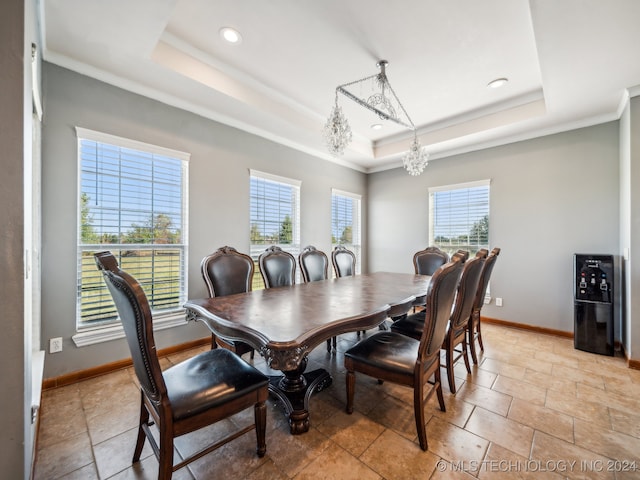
[267,358,333,434]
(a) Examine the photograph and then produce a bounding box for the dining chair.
[94,251,268,480]
[412,246,450,308]
[331,245,370,337]
[468,247,501,364]
[259,245,296,288]
[299,245,336,351]
[344,253,465,451]
[331,245,356,278]
[201,245,256,358]
[299,245,329,283]
[413,246,449,275]
[391,250,486,393]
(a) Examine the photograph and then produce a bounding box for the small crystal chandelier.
[403,133,429,176]
[323,93,352,156]
[322,60,429,176]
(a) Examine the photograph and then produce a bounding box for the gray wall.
[41,63,367,378]
[369,123,621,335]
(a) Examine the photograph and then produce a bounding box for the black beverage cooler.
[574,254,614,356]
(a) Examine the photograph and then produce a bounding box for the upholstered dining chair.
[299,245,329,283]
[94,251,268,480]
[391,250,486,393]
[331,245,356,278]
[344,253,465,451]
[413,246,449,276]
[468,247,501,364]
[259,245,296,288]
[298,245,336,351]
[201,246,256,358]
[412,246,450,309]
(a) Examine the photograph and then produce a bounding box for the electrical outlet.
[495,297,503,307]
[49,337,63,353]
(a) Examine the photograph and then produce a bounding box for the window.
[331,189,362,274]
[429,180,490,258]
[76,128,189,335]
[249,170,301,289]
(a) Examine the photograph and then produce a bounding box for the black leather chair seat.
[389,310,426,340]
[164,348,269,420]
[345,331,436,377]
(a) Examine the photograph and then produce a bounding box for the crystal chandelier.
[322,60,429,176]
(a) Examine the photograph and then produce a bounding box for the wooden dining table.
[184,271,432,434]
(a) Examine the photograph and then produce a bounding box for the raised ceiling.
[42,0,640,172]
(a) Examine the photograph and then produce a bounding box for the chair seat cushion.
[164,348,268,421]
[389,310,426,340]
[345,331,420,376]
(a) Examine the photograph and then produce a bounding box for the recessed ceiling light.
[488,77,508,89]
[371,124,383,130]
[220,27,242,44]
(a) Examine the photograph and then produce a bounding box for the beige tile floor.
[34,323,640,480]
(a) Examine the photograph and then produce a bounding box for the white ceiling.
[41,0,640,173]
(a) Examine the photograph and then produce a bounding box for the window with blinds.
[331,189,361,274]
[249,170,301,290]
[76,128,189,329]
[429,180,490,257]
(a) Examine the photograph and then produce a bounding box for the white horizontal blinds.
[77,128,189,329]
[249,170,301,289]
[429,180,490,257]
[331,189,362,275]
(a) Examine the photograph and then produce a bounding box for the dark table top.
[185,272,431,354]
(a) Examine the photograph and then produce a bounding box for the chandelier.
[322,60,429,176]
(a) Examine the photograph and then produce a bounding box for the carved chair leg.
[157,427,174,480]
[414,382,428,451]
[132,395,148,463]
[255,401,267,457]
[462,339,471,374]
[468,322,479,365]
[477,320,484,352]
[446,342,457,394]
[434,367,446,412]
[346,370,356,414]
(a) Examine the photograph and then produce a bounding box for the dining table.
[184,271,432,434]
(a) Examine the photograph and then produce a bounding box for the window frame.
[73,127,189,347]
[331,188,362,275]
[249,169,301,289]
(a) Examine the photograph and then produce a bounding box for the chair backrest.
[455,249,470,261]
[449,249,487,332]
[299,245,329,283]
[413,246,449,275]
[94,251,166,403]
[201,246,254,297]
[418,252,465,359]
[332,245,356,278]
[259,246,296,288]
[473,247,501,311]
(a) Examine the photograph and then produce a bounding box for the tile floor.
[34,323,640,480]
